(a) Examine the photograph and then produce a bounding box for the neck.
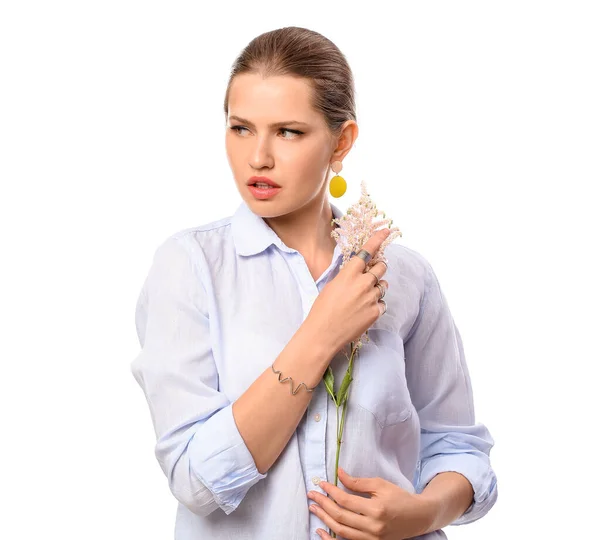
[263,194,338,263]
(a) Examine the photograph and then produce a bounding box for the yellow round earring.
[329,160,347,198]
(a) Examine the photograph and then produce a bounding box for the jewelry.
[379,299,387,315]
[375,282,386,299]
[352,248,372,267]
[271,362,318,395]
[329,160,346,198]
[365,269,380,286]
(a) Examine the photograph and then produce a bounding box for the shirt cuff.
[187,402,268,515]
[417,452,498,526]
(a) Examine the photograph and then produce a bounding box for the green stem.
[333,386,350,487]
[329,342,357,538]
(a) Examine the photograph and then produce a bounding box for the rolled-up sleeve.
[404,258,498,526]
[130,235,267,517]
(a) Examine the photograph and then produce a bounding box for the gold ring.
[365,269,380,285]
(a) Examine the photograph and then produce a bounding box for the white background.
[1,1,598,538]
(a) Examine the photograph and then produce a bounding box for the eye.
[279,128,303,139]
[229,125,304,139]
[229,125,249,135]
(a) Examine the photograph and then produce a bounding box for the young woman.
[131,26,498,540]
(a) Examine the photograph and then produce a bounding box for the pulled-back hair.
[223,26,356,138]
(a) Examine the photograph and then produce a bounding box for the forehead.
[228,73,322,123]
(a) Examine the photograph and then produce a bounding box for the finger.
[309,488,370,531]
[373,284,387,303]
[317,481,372,516]
[368,279,389,301]
[309,504,369,540]
[363,260,389,284]
[338,469,381,496]
[348,228,391,273]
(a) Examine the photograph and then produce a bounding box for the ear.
[330,120,359,163]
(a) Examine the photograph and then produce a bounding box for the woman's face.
[225,73,336,216]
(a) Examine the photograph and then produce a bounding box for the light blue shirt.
[131,199,498,540]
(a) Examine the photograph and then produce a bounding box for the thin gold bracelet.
[271,362,319,395]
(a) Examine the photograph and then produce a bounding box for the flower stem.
[333,394,349,487]
[329,342,357,538]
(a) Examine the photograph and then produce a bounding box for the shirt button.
[314,413,321,422]
[312,476,321,485]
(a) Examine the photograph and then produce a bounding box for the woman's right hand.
[305,228,391,356]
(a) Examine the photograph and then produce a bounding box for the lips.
[247,176,281,188]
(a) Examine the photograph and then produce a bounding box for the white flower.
[330,179,403,346]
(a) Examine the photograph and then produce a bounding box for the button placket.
[304,383,327,533]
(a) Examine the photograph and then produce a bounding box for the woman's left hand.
[307,468,436,540]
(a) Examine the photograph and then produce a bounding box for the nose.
[249,136,274,170]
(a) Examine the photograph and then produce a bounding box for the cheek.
[288,139,330,174]
[225,140,243,171]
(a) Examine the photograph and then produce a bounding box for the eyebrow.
[228,115,310,128]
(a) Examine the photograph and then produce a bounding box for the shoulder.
[149,213,236,281]
[384,241,434,291]
[156,212,235,256]
[167,213,234,246]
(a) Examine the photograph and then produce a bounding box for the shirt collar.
[231,199,344,257]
